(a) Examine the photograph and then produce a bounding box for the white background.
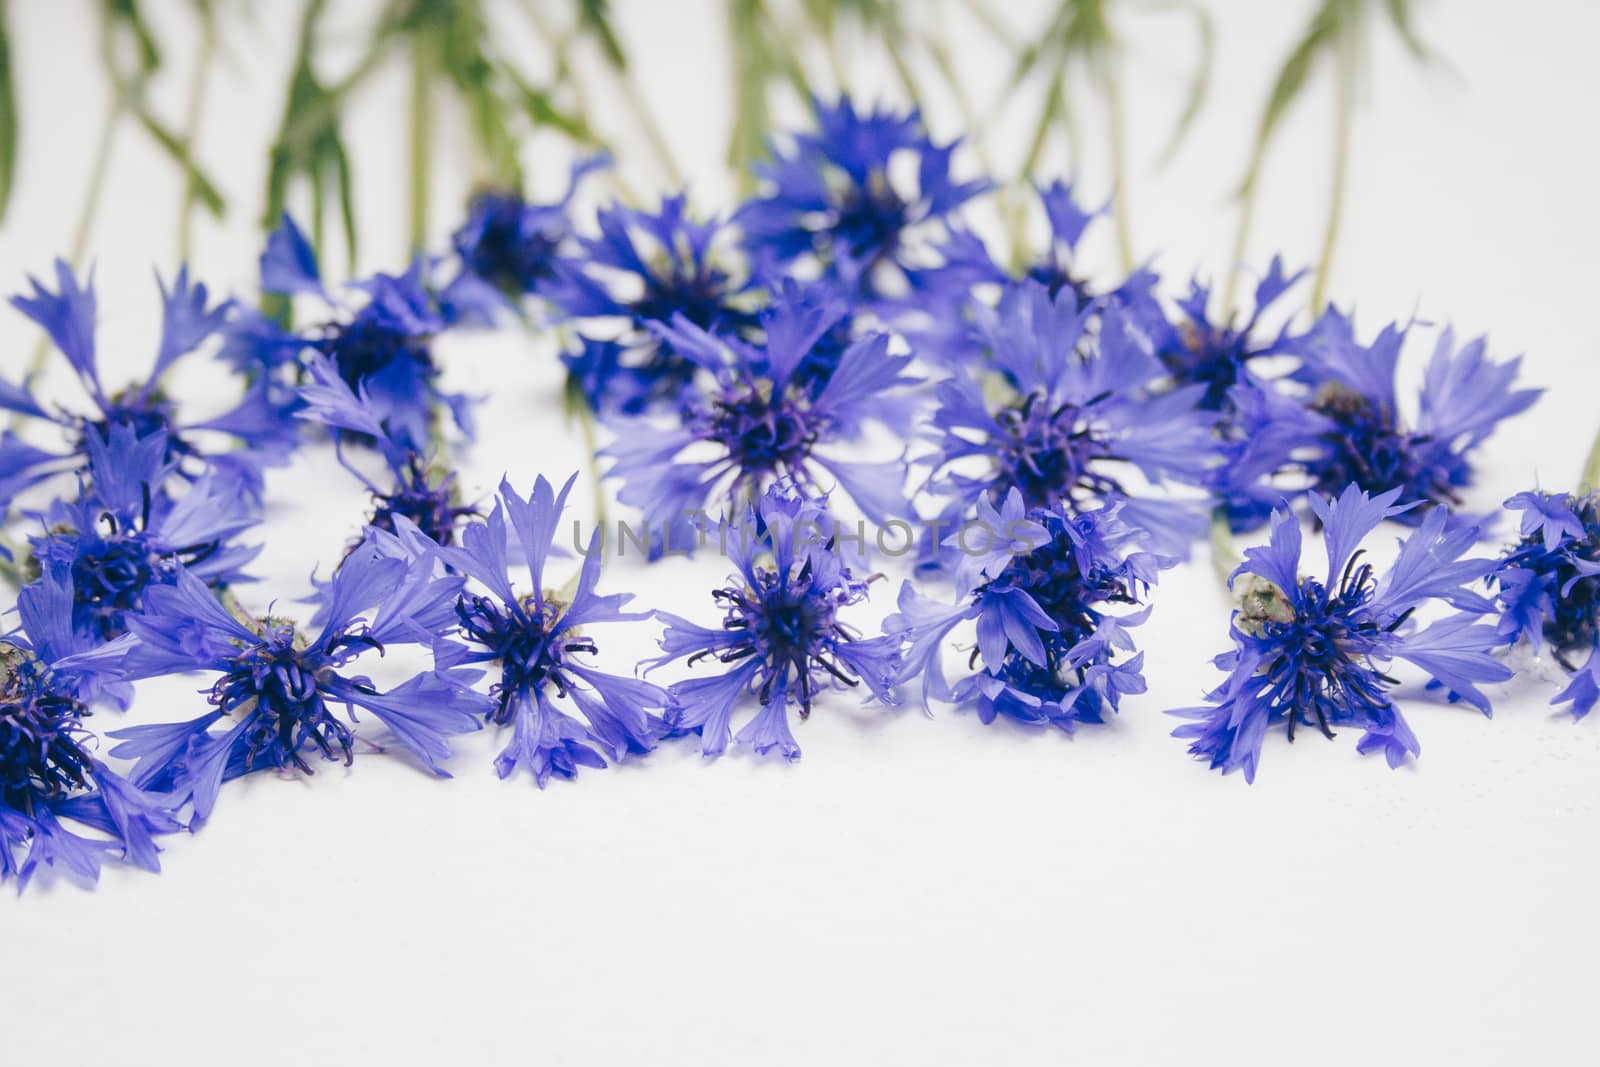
[3,1,1600,1064]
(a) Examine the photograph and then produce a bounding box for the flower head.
[108,534,487,821]
[437,473,667,785]
[1172,486,1511,781]
[1,563,181,889]
[1290,311,1540,521]
[28,424,260,643]
[1,262,296,517]
[1155,256,1305,411]
[736,96,990,298]
[919,280,1217,559]
[889,490,1166,732]
[251,215,473,453]
[295,353,478,548]
[445,158,605,314]
[652,485,902,759]
[602,282,919,555]
[1491,490,1600,717]
[557,194,759,414]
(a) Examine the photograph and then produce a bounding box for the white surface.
[3,1,1600,1064]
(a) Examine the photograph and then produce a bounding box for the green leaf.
[0,1,16,221]
[1237,0,1345,194]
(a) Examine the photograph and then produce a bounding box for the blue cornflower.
[1,561,182,889]
[557,194,761,414]
[651,485,902,759]
[296,354,478,548]
[602,284,920,554]
[919,280,1217,559]
[1491,490,1600,716]
[107,536,488,821]
[736,96,991,298]
[253,214,474,453]
[1,262,296,516]
[894,181,1112,371]
[444,157,607,317]
[436,474,667,785]
[27,424,259,643]
[888,490,1166,732]
[1153,256,1306,411]
[1290,310,1540,522]
[1172,486,1511,782]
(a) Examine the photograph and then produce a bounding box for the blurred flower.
[652,485,901,760]
[1172,486,1510,782]
[557,194,759,414]
[737,96,990,298]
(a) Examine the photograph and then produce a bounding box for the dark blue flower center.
[69,504,224,640]
[708,562,859,717]
[456,595,594,725]
[370,457,476,547]
[81,391,194,468]
[1503,498,1600,665]
[832,172,909,269]
[1244,553,1401,742]
[1163,322,1249,411]
[992,389,1119,511]
[0,647,94,814]
[319,317,436,391]
[460,192,566,295]
[210,623,362,774]
[1309,383,1460,507]
[709,385,819,479]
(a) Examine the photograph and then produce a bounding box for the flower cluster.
[0,95,1561,891]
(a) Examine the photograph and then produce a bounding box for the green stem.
[1103,54,1135,273]
[1006,67,1066,271]
[1309,33,1355,313]
[408,36,432,252]
[177,9,217,263]
[1210,506,1241,589]
[1219,142,1266,320]
[1581,428,1600,495]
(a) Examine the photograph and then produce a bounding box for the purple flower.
[1491,490,1600,717]
[918,280,1217,560]
[2,261,296,517]
[736,96,990,298]
[1,562,182,890]
[1290,310,1541,522]
[556,193,760,414]
[602,282,920,556]
[889,491,1167,732]
[651,484,902,760]
[1172,485,1510,782]
[108,534,487,822]
[438,474,668,786]
[27,424,260,643]
[249,214,473,453]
